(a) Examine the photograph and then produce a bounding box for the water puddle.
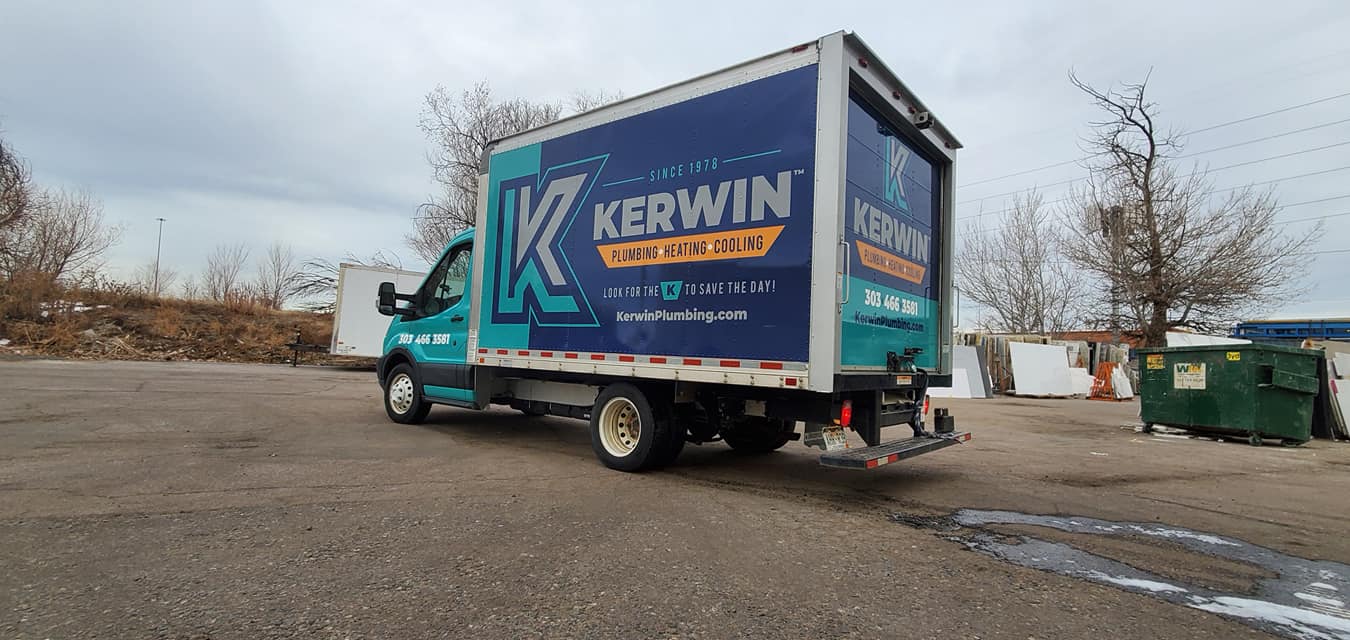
[897,509,1350,640]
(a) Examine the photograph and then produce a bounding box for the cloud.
[0,0,1345,319]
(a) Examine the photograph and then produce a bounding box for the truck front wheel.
[384,363,431,424]
[590,384,681,472]
[722,417,795,453]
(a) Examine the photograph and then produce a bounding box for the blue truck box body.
[464,32,958,393]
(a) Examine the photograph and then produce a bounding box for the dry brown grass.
[1,281,335,363]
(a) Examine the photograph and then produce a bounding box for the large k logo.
[492,154,607,327]
[515,174,585,287]
[883,136,910,212]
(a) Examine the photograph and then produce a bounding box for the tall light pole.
[153,217,166,297]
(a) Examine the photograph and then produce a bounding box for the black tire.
[589,383,680,472]
[722,416,795,453]
[652,420,687,468]
[384,363,431,424]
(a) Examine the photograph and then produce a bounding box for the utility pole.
[1098,205,1125,346]
[153,217,166,297]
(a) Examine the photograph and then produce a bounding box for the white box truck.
[331,264,426,357]
[374,31,968,471]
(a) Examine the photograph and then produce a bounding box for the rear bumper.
[819,432,971,469]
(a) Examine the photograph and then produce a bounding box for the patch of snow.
[1126,524,1240,547]
[1311,582,1339,591]
[1295,592,1346,608]
[1189,595,1350,639]
[0,338,9,346]
[1085,571,1188,593]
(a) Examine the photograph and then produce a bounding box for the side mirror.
[377,281,400,316]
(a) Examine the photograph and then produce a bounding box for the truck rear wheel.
[722,416,795,453]
[590,383,681,471]
[384,363,431,424]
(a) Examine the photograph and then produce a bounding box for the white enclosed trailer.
[331,264,426,357]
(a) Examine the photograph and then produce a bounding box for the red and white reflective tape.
[863,432,973,468]
[475,347,805,386]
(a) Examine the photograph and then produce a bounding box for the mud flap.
[819,432,971,469]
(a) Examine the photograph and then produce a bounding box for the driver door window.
[417,245,471,317]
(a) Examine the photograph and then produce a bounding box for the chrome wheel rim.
[598,397,641,457]
[389,373,415,414]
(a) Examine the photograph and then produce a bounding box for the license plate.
[822,426,848,451]
[895,375,913,385]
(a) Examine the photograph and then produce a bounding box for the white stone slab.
[1009,342,1074,397]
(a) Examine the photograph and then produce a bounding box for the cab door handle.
[450,314,464,322]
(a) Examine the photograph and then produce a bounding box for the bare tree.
[410,83,626,264]
[568,89,623,114]
[1,132,32,229]
[133,261,179,297]
[0,187,121,283]
[203,243,250,302]
[252,241,299,310]
[411,82,565,262]
[1061,73,1319,346]
[956,191,1085,333]
[290,250,400,313]
[179,274,201,300]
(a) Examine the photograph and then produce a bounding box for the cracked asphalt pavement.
[3,359,1350,639]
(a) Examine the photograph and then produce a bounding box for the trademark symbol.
[794,168,806,176]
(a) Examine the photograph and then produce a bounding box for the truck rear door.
[838,90,945,373]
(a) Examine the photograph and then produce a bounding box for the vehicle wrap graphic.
[477,65,818,361]
[841,92,941,369]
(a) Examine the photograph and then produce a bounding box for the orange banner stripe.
[855,240,926,284]
[596,225,785,268]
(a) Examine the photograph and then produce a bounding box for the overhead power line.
[1278,194,1350,209]
[961,135,1350,207]
[960,94,1350,190]
[958,144,1350,221]
[1188,91,1350,134]
[1180,117,1350,157]
[958,164,1350,235]
[1299,248,1350,256]
[1281,210,1350,224]
[959,159,1080,190]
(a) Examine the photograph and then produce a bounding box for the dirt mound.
[1,294,342,364]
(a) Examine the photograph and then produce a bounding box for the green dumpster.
[1137,344,1320,445]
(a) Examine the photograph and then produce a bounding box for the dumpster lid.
[1137,343,1321,356]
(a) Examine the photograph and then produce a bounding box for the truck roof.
[483,31,961,159]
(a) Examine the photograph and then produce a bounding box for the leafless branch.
[252,241,299,310]
[410,82,620,263]
[203,243,250,303]
[0,187,121,284]
[133,261,179,297]
[1061,74,1319,345]
[290,250,401,313]
[1,132,33,229]
[956,191,1086,333]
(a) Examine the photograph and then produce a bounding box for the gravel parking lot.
[4,359,1350,639]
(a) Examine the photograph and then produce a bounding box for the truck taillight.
[840,400,853,427]
[924,396,931,415]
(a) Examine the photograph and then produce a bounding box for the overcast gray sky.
[2,0,1347,321]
